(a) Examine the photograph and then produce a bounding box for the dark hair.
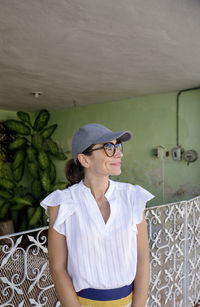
[65,145,93,186]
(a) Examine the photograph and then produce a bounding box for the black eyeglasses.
[85,142,123,157]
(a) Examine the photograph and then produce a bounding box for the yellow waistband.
[78,291,133,307]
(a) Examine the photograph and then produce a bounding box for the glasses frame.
[84,141,123,157]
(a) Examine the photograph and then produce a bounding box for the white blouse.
[40,180,154,292]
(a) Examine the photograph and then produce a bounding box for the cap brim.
[95,130,132,144]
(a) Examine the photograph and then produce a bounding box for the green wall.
[0,110,19,120]
[49,90,200,206]
[1,90,200,206]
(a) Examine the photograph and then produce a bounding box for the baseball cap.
[72,123,132,163]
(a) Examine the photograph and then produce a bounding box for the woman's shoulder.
[40,181,82,214]
[44,181,81,198]
[41,187,70,203]
[111,181,154,224]
[111,180,138,192]
[111,180,154,200]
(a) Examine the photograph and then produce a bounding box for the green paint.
[1,89,200,206]
[0,109,19,120]
[49,91,200,206]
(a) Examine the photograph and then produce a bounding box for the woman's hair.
[65,145,93,186]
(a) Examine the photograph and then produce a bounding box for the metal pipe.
[176,86,200,146]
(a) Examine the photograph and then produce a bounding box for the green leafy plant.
[0,109,67,232]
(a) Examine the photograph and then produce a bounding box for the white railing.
[0,197,199,307]
[146,196,200,307]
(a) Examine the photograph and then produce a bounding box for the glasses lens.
[103,142,123,157]
[116,143,123,153]
[104,143,115,156]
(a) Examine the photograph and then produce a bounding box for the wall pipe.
[176,86,200,146]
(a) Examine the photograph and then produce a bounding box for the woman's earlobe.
[83,157,90,168]
[84,157,88,164]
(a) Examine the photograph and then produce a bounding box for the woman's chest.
[96,198,111,224]
[65,202,137,250]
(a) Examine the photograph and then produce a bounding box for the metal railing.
[0,196,199,306]
[146,196,200,307]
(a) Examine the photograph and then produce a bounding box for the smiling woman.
[40,123,154,307]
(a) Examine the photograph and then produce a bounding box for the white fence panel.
[0,197,199,306]
[146,197,200,307]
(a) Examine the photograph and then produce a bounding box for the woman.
[40,123,154,307]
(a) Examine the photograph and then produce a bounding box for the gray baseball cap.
[72,123,132,163]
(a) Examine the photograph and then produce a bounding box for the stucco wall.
[49,90,200,206]
[1,90,200,206]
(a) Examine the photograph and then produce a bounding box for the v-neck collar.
[79,179,117,231]
[80,179,115,201]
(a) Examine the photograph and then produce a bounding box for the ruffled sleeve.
[40,189,77,235]
[131,185,154,224]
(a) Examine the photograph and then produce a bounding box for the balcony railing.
[0,196,199,307]
[146,196,200,307]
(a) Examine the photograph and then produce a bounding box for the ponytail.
[65,145,94,187]
[65,158,84,187]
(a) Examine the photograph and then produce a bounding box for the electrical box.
[153,146,168,159]
[171,146,182,161]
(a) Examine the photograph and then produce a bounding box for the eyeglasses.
[85,142,123,157]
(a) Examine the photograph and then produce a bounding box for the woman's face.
[84,139,123,177]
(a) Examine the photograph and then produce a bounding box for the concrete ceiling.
[0,0,200,112]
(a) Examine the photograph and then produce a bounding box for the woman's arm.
[132,213,150,307]
[48,206,81,307]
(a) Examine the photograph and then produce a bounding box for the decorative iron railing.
[0,196,199,307]
[146,196,200,307]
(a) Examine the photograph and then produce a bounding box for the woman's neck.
[83,175,109,200]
